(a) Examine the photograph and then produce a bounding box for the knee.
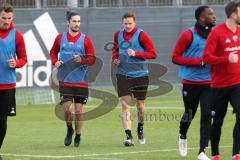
[201,110,212,120]
[122,105,130,113]
[64,106,72,114]
[181,111,194,123]
[137,100,145,109]
[120,100,131,112]
[75,108,82,114]
[137,100,144,106]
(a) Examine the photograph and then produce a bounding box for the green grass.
[0,88,236,160]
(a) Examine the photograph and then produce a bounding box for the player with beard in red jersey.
[203,1,240,160]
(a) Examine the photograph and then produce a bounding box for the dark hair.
[122,12,136,20]
[0,3,14,13]
[225,1,240,18]
[66,10,80,21]
[195,5,209,21]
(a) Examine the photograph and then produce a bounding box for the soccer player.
[203,1,240,160]
[0,3,27,149]
[50,11,95,147]
[172,6,216,160]
[112,12,157,146]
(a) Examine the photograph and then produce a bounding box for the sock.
[137,123,144,134]
[180,134,187,139]
[125,129,133,139]
[67,124,73,131]
[75,134,81,141]
[138,123,144,128]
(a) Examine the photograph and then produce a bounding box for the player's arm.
[78,36,96,66]
[112,31,120,65]
[172,30,202,66]
[203,30,229,64]
[14,30,27,68]
[50,34,62,67]
[130,31,156,60]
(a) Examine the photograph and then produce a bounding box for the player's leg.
[211,87,229,158]
[116,74,134,146]
[59,86,74,146]
[74,103,83,147]
[133,76,149,144]
[0,88,16,149]
[179,84,200,156]
[73,87,88,147]
[136,99,146,144]
[229,85,240,158]
[198,84,212,160]
[0,116,7,149]
[62,100,74,146]
[120,95,134,146]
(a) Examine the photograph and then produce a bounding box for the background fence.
[0,0,229,8]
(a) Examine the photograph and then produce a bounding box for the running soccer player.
[203,1,240,160]
[50,10,95,147]
[0,3,27,149]
[172,6,216,160]
[112,12,157,146]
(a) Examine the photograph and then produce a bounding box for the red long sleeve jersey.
[0,23,27,90]
[112,27,157,61]
[203,23,240,88]
[50,32,96,87]
[172,27,211,85]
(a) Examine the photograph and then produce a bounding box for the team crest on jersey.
[232,36,238,42]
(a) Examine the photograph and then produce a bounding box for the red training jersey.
[203,23,240,88]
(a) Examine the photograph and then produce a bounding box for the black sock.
[137,123,144,133]
[138,123,144,127]
[75,134,81,141]
[67,124,73,131]
[125,130,133,139]
[180,134,187,139]
[0,116,7,148]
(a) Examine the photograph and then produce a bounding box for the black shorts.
[116,74,149,100]
[59,86,88,104]
[0,88,16,116]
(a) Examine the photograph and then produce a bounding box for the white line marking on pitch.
[85,157,124,160]
[0,146,231,159]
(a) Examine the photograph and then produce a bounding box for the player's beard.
[236,16,240,25]
[195,21,213,39]
[71,26,80,32]
[205,21,215,28]
[0,23,9,30]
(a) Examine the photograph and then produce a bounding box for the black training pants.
[179,84,212,151]
[211,85,240,156]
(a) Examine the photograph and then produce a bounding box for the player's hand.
[229,51,238,63]
[113,59,120,66]
[8,58,16,68]
[128,48,135,56]
[55,61,63,68]
[73,55,82,63]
